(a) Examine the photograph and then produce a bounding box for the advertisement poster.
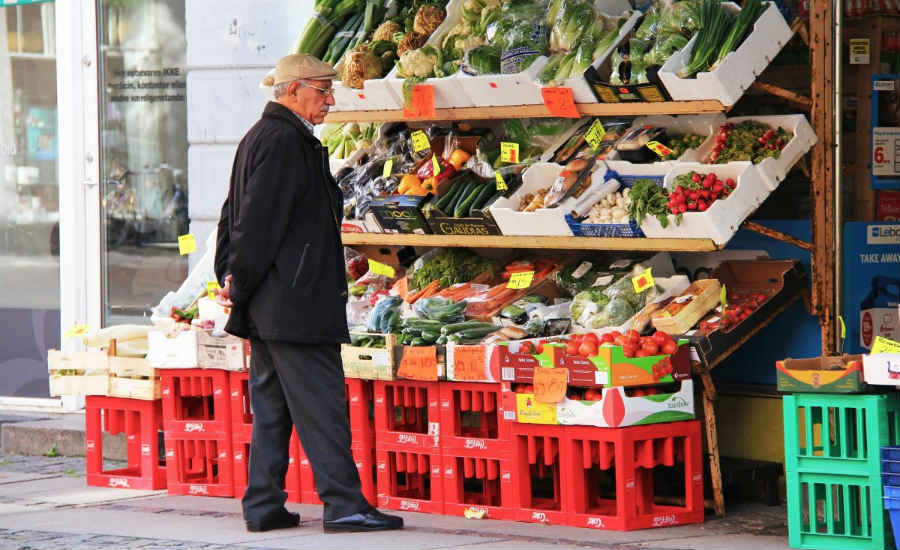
[842,222,900,353]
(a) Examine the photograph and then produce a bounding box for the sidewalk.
[0,451,791,550]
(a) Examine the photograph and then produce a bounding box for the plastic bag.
[489,0,551,74]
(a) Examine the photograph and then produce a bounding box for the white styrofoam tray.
[639,162,769,245]
[605,114,727,169]
[696,114,818,191]
[488,162,575,236]
[862,353,900,386]
[657,2,793,107]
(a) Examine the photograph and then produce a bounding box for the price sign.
[411,130,430,152]
[541,87,579,118]
[495,171,508,191]
[533,367,568,403]
[850,38,870,64]
[632,267,654,294]
[872,336,900,354]
[500,142,519,163]
[584,119,607,149]
[507,271,534,289]
[452,345,487,381]
[207,281,221,300]
[872,127,900,177]
[432,155,441,175]
[402,84,435,119]
[397,346,439,381]
[177,234,196,255]
[382,158,394,178]
[646,141,673,158]
[368,259,396,278]
[720,285,727,314]
[64,323,90,340]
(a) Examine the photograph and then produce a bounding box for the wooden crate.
[341,333,399,380]
[47,350,110,397]
[108,357,160,400]
[652,278,722,335]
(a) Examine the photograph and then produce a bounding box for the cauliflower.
[454,34,484,53]
[341,46,382,89]
[413,5,445,36]
[372,21,402,43]
[397,46,440,78]
[397,31,427,57]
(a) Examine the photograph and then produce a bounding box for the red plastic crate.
[161,368,231,437]
[229,370,251,441]
[164,436,233,497]
[346,378,375,446]
[442,453,515,520]
[509,423,569,525]
[565,421,705,530]
[439,382,511,457]
[231,430,302,502]
[374,380,440,452]
[297,440,376,507]
[376,449,443,514]
[85,396,166,490]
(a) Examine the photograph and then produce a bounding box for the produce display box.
[862,352,900,386]
[687,260,808,369]
[607,114,727,168]
[775,354,867,393]
[657,2,792,107]
[639,162,769,245]
[147,329,199,369]
[196,331,248,371]
[370,194,433,234]
[652,278,722,335]
[566,214,644,237]
[108,357,161,401]
[488,163,574,236]
[330,79,403,112]
[695,115,818,191]
[425,209,502,236]
[341,213,383,234]
[341,333,399,380]
[47,350,110,397]
[556,378,695,427]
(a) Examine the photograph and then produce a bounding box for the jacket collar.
[262,102,319,144]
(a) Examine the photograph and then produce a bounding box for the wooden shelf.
[324,100,727,123]
[341,232,720,252]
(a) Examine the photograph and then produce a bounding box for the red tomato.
[627,329,641,344]
[635,349,651,357]
[584,332,599,346]
[519,342,535,354]
[641,341,659,355]
[523,385,533,393]
[579,340,598,358]
[623,344,638,358]
[566,341,579,355]
[600,332,615,344]
[613,335,626,347]
[662,340,678,355]
[651,331,667,346]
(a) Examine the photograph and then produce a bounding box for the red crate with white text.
[297,440,376,507]
[509,423,569,525]
[161,368,231,437]
[376,449,443,514]
[164,436,233,497]
[373,380,441,452]
[441,453,515,520]
[439,382,511,456]
[232,429,301,502]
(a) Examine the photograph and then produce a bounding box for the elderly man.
[214,54,403,534]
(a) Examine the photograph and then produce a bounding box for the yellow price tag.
[368,259,396,278]
[64,323,90,340]
[207,281,221,300]
[382,158,394,178]
[495,171,508,191]
[839,316,846,339]
[507,271,534,289]
[500,142,519,164]
[177,234,196,255]
[411,130,430,152]
[646,140,674,158]
[631,267,654,294]
[584,119,607,149]
[720,285,727,313]
[432,155,441,175]
[871,335,900,354]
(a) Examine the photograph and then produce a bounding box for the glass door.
[97,0,188,325]
[0,1,60,397]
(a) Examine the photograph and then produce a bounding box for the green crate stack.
[783,392,900,550]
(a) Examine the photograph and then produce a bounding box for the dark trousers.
[242,338,369,522]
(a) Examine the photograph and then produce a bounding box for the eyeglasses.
[300,82,335,97]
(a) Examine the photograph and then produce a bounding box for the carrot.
[408,280,440,304]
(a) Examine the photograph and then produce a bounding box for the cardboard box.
[196,331,248,371]
[425,210,503,236]
[556,379,695,427]
[776,354,866,393]
[341,333,398,380]
[370,194,433,234]
[588,341,692,387]
[147,329,199,369]
[862,353,900,386]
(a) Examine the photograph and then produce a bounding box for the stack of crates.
[783,392,900,549]
[884,446,900,550]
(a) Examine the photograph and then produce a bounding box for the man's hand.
[216,274,234,307]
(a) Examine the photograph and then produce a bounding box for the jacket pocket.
[291,243,311,288]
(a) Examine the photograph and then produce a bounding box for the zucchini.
[420,330,440,343]
[410,337,426,346]
[454,182,485,218]
[469,181,497,215]
[441,321,496,335]
[454,325,499,339]
[434,179,463,212]
[451,178,478,214]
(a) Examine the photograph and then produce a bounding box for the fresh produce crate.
[442,453,516,520]
[658,2,792,107]
[863,352,900,386]
[373,379,441,452]
[783,392,900,478]
[606,114,727,168]
[688,260,808,369]
[439,381,511,456]
[652,278,723,335]
[425,210,503,236]
[454,56,548,108]
[295,439,377,507]
[695,115,818,191]
[47,350,110,397]
[147,329,199,369]
[776,354,867,393]
[196,331,248,371]
[369,194,433,234]
[555,379,695,428]
[509,423,570,525]
[565,421,705,530]
[886,447,900,462]
[232,429,302,501]
[330,77,403,112]
[489,163,574,236]
[566,214,645,237]
[341,332,399,380]
[108,357,161,400]
[638,162,769,245]
[376,449,444,514]
[786,470,893,550]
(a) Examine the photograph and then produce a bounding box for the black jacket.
[215,102,349,344]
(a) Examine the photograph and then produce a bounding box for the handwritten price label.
[64,324,90,340]
[495,171,508,191]
[500,142,519,164]
[507,271,534,289]
[207,281,221,300]
[177,234,196,255]
[872,335,900,354]
[403,84,435,119]
[397,346,439,381]
[632,268,654,294]
[584,119,607,149]
[452,345,487,381]
[382,158,394,178]
[541,87,579,118]
[533,367,568,403]
[646,141,673,158]
[411,130,430,152]
[368,259,396,278]
[432,155,441,175]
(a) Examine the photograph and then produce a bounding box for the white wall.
[185,1,312,268]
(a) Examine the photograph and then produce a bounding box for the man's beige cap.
[263,54,337,87]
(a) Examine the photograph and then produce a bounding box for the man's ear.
[288,80,301,97]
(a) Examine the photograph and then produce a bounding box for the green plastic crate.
[787,470,894,549]
[783,393,900,477]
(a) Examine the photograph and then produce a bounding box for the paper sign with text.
[397,346,439,381]
[207,281,221,300]
[382,158,394,178]
[368,259,396,278]
[411,130,430,152]
[178,234,196,255]
[541,87,579,118]
[632,268,654,293]
[452,345,487,381]
[500,142,519,163]
[403,84,435,119]
[495,171,508,191]
[871,336,900,354]
[507,271,534,289]
[585,120,607,149]
[534,367,568,403]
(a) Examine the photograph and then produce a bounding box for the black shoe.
[245,509,300,532]
[323,508,404,533]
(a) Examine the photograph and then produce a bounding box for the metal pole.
[833,0,843,352]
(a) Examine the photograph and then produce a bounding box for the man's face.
[290,79,335,124]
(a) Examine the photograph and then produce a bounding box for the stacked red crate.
[509,423,570,525]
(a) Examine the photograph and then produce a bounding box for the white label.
[674,294,694,304]
[595,371,609,385]
[610,259,633,269]
[501,367,515,381]
[503,410,516,420]
[872,128,900,177]
[875,80,897,91]
[686,329,698,336]
[706,316,720,323]
[867,224,900,245]
[591,274,614,287]
[860,307,900,349]
[571,262,593,280]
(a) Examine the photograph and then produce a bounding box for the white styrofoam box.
[188,144,237,219]
[639,162,769,245]
[862,353,900,386]
[197,297,229,328]
[187,68,269,144]
[695,115,818,191]
[386,70,475,109]
[185,1,311,67]
[331,57,403,111]
[455,58,547,107]
[658,2,792,106]
[488,162,575,236]
[147,330,199,369]
[608,114,727,170]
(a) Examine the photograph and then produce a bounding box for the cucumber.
[420,330,440,343]
[451,178,478,214]
[454,325,499,339]
[454,182,485,218]
[441,321,496,335]
[410,337,426,346]
[469,181,497,215]
[433,179,462,212]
